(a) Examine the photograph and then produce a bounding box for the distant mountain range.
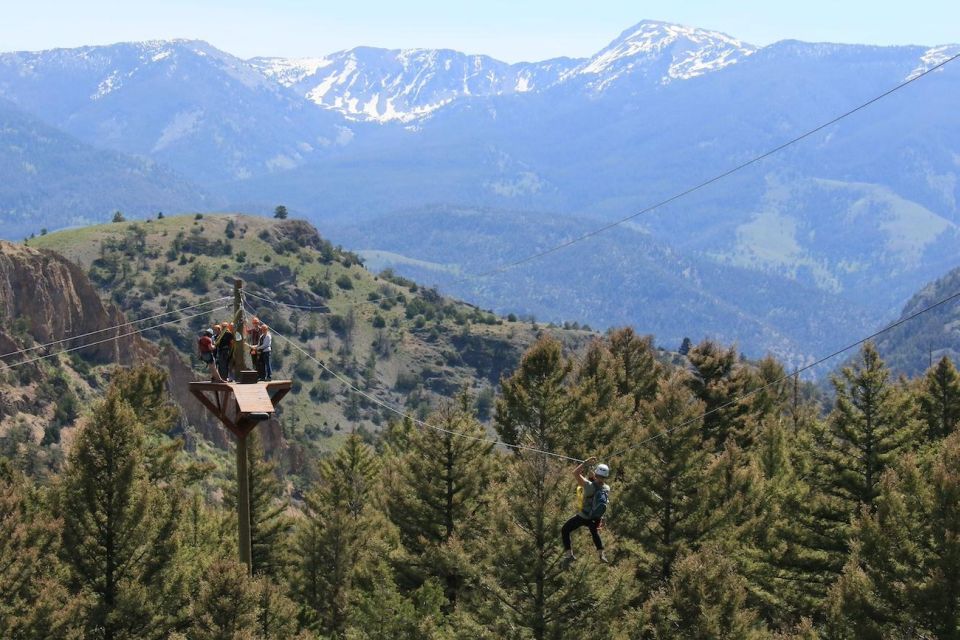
[0,20,958,365]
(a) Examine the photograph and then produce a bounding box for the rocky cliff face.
[0,240,126,364]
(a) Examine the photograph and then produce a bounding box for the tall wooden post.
[188,281,289,576]
[233,279,246,380]
[236,426,252,572]
[234,279,252,573]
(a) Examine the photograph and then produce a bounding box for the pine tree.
[0,463,83,639]
[607,327,662,413]
[618,372,710,591]
[255,576,301,639]
[109,365,208,487]
[190,559,260,640]
[291,434,381,636]
[828,435,960,638]
[59,387,180,639]
[918,355,960,441]
[382,398,497,607]
[622,546,766,639]
[568,338,637,457]
[923,433,960,638]
[495,335,574,453]
[685,340,754,450]
[821,342,917,512]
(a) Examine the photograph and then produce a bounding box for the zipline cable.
[0,296,232,361]
[241,296,583,463]
[469,53,960,279]
[0,305,231,371]
[249,52,960,314]
[242,286,960,466]
[605,287,960,461]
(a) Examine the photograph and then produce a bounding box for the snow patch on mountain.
[249,56,332,86]
[907,45,960,80]
[92,71,121,99]
[571,21,756,90]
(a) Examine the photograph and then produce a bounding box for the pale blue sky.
[2,0,957,61]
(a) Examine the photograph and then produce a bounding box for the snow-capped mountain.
[250,48,581,123]
[566,20,757,92]
[251,21,755,122]
[0,40,346,182]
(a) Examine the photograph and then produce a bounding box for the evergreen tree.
[569,338,637,457]
[618,371,709,590]
[291,434,381,636]
[348,573,450,640]
[225,432,290,579]
[607,327,662,413]
[255,576,301,639]
[109,365,206,486]
[621,546,766,639]
[821,342,917,512]
[382,398,497,607]
[190,559,260,640]
[274,205,288,219]
[918,355,960,441]
[685,340,754,450]
[59,388,180,639]
[495,335,574,453]
[828,435,960,638]
[0,463,83,639]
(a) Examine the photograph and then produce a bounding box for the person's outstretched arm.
[574,456,596,487]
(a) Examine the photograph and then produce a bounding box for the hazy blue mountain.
[0,40,350,182]
[0,21,958,364]
[0,98,217,239]
[329,205,871,367]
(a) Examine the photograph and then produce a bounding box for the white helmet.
[594,463,610,478]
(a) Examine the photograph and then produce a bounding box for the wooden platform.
[188,380,292,439]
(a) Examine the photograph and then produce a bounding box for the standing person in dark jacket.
[562,456,611,563]
[255,323,272,381]
[247,317,261,375]
[216,321,235,382]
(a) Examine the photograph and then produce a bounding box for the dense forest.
[2,329,959,639]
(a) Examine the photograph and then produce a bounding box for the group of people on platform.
[196,316,272,383]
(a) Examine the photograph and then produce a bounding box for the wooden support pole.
[236,431,252,573]
[233,279,246,380]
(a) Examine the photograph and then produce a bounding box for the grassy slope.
[30,213,597,480]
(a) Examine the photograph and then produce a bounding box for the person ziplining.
[562,456,611,564]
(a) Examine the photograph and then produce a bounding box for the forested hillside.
[2,315,959,636]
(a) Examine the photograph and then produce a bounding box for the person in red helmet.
[562,456,611,563]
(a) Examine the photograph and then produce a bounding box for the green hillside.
[874,264,960,377]
[29,213,597,479]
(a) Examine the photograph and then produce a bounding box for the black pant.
[562,514,603,551]
[217,349,231,379]
[257,351,271,380]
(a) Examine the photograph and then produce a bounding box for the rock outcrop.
[0,240,127,364]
